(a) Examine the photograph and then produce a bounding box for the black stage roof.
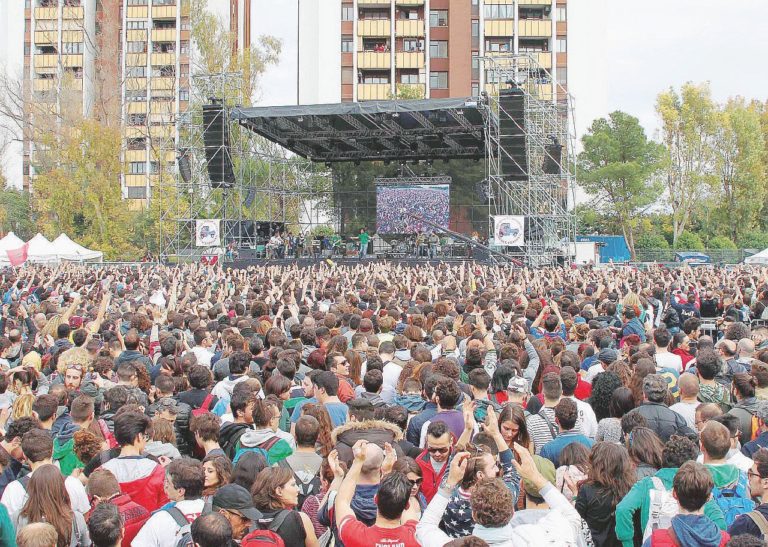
[231,98,487,163]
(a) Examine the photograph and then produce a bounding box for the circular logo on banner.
[198,221,219,246]
[497,218,523,245]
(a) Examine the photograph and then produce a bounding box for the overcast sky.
[0,0,766,183]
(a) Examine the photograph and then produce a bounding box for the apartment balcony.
[358,19,391,37]
[126,77,147,91]
[358,51,391,70]
[518,0,550,4]
[126,53,147,66]
[34,31,57,45]
[124,174,147,187]
[519,19,552,37]
[34,7,57,20]
[357,0,390,5]
[152,52,176,66]
[395,51,424,69]
[485,20,514,36]
[127,6,149,19]
[152,5,177,19]
[151,77,175,91]
[395,19,424,36]
[124,149,146,163]
[127,30,148,42]
[396,0,425,5]
[358,83,391,101]
[34,54,57,69]
[395,83,425,97]
[150,150,176,163]
[529,51,552,69]
[63,6,84,19]
[126,102,148,114]
[33,79,55,92]
[62,54,83,68]
[150,100,176,115]
[151,29,177,42]
[150,124,175,139]
[62,30,83,43]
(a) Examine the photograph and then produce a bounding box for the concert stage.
[223,256,491,269]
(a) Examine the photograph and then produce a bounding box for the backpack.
[241,510,290,547]
[711,472,756,526]
[233,435,281,464]
[164,506,194,547]
[192,393,215,418]
[745,510,768,539]
[643,477,679,542]
[650,528,729,547]
[277,458,321,509]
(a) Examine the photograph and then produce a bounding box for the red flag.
[7,243,29,267]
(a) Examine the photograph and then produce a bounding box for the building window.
[429,40,448,58]
[471,55,480,79]
[127,41,147,53]
[341,36,353,53]
[180,64,189,78]
[62,42,84,54]
[179,89,189,101]
[153,41,175,53]
[557,38,567,53]
[557,6,567,21]
[153,0,175,5]
[471,20,479,38]
[362,73,389,84]
[341,5,353,21]
[127,138,146,150]
[127,0,148,5]
[128,114,147,126]
[471,84,479,97]
[129,162,147,175]
[154,20,176,30]
[152,65,175,77]
[180,17,191,31]
[342,67,353,85]
[485,39,512,52]
[180,41,189,54]
[429,71,447,89]
[400,73,419,84]
[127,66,146,78]
[125,90,147,102]
[557,67,567,84]
[126,186,147,199]
[402,39,423,52]
[360,9,389,20]
[127,21,147,30]
[429,10,448,27]
[24,44,31,56]
[484,5,514,19]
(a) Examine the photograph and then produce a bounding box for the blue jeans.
[359,242,366,258]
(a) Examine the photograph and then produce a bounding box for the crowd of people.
[2,261,768,546]
[376,185,450,234]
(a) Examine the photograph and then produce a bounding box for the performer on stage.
[355,227,370,259]
[428,231,440,259]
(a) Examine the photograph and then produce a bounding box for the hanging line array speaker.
[202,103,236,188]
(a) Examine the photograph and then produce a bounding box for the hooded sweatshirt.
[211,374,249,401]
[236,427,292,465]
[52,421,83,476]
[219,421,251,460]
[643,514,728,547]
[392,393,426,413]
[729,396,761,445]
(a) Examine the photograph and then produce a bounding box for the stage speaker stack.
[498,88,527,182]
[202,103,235,188]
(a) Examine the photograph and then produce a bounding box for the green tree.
[635,233,670,250]
[388,84,425,100]
[577,111,664,259]
[0,188,34,240]
[676,230,705,250]
[656,83,718,246]
[711,98,767,243]
[32,120,139,259]
[708,235,737,250]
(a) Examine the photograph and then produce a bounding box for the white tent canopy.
[746,248,768,265]
[53,234,103,262]
[27,233,60,264]
[0,232,25,265]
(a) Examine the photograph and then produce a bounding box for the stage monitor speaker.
[499,88,527,182]
[177,150,192,184]
[543,141,563,175]
[202,103,235,188]
[473,247,491,262]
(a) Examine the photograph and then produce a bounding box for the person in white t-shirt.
[132,458,206,547]
[1,429,89,528]
[653,328,683,374]
[669,373,701,430]
[378,341,400,403]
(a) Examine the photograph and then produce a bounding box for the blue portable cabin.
[575,235,631,263]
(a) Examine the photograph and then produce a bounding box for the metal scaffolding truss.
[158,73,328,261]
[481,53,577,266]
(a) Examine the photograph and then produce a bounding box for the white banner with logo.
[494,215,525,246]
[195,219,221,247]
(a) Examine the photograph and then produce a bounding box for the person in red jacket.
[86,468,150,547]
[644,461,729,547]
[416,421,454,503]
[100,411,168,513]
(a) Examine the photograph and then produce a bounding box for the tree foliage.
[577,111,664,259]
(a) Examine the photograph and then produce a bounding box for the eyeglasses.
[427,446,449,455]
[408,478,423,488]
[748,470,763,480]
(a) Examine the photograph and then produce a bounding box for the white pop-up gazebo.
[26,233,60,264]
[0,232,25,265]
[745,248,768,265]
[53,234,103,262]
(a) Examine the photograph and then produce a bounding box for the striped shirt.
[526,407,559,455]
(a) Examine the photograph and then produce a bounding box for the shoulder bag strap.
[268,509,291,532]
[747,511,768,538]
[165,506,189,528]
[538,408,557,438]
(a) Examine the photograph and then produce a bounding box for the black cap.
[211,484,262,522]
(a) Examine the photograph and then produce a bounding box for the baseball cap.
[507,376,529,394]
[156,397,180,415]
[212,484,263,522]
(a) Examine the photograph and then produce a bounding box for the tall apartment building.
[22,0,190,205]
[228,0,566,107]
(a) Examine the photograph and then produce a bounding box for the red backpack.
[191,393,215,417]
[240,510,290,547]
[650,528,729,547]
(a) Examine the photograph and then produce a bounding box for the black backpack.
[277,459,321,509]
